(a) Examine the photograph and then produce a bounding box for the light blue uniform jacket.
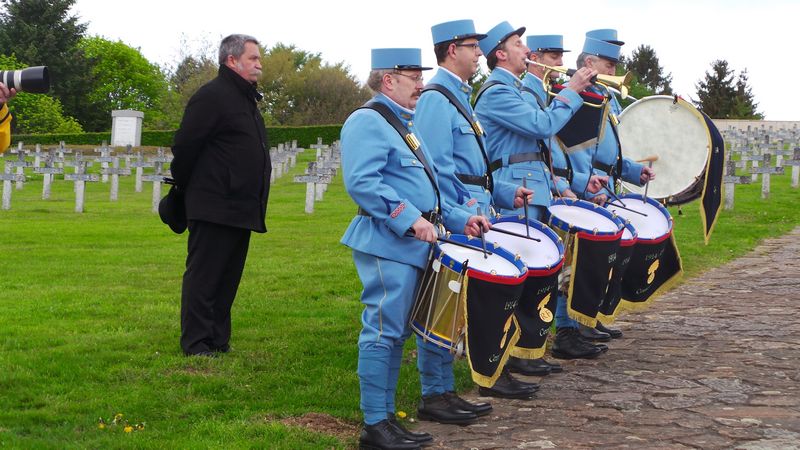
[415,69,517,225]
[341,93,460,270]
[566,88,645,199]
[520,73,572,195]
[474,67,582,213]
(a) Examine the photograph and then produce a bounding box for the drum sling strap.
[423,84,494,193]
[359,101,442,218]
[590,108,625,191]
[474,80,549,173]
[520,85,574,183]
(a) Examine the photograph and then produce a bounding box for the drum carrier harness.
[357,100,442,227]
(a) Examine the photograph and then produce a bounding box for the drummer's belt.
[592,160,616,176]
[553,167,572,180]
[455,173,491,190]
[358,207,441,224]
[489,152,544,172]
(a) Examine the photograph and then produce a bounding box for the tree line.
[1,0,762,136]
[0,0,371,134]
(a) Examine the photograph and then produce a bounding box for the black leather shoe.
[360,420,420,450]
[417,394,477,425]
[505,368,539,391]
[185,350,217,358]
[596,322,623,339]
[214,344,231,353]
[541,359,563,373]
[477,369,536,399]
[551,328,603,359]
[387,414,432,445]
[443,391,492,417]
[578,324,611,342]
[507,356,551,376]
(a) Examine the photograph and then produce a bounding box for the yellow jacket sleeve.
[0,103,11,154]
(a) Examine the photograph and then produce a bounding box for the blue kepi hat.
[586,29,624,46]
[526,35,569,53]
[431,19,487,45]
[479,21,526,57]
[371,48,432,70]
[582,37,621,63]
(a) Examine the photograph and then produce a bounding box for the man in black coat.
[170,34,271,356]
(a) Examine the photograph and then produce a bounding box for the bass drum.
[617,95,713,205]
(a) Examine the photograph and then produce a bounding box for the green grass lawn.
[0,150,797,448]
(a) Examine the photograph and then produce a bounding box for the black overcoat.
[171,65,271,232]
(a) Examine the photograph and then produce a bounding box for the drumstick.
[636,155,659,163]
[477,206,488,259]
[489,227,542,242]
[602,183,627,208]
[522,177,531,238]
[606,200,648,217]
[643,160,654,203]
[437,236,493,256]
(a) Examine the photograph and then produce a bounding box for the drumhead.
[549,203,621,234]
[606,196,671,240]
[439,241,521,277]
[617,96,710,204]
[485,222,562,269]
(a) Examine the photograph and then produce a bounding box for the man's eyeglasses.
[392,72,424,82]
[454,43,480,50]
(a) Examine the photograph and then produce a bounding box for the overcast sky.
[71,0,794,120]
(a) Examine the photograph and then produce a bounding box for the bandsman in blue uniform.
[515,34,610,365]
[473,21,596,221]
[551,32,656,356]
[414,19,537,408]
[341,48,490,450]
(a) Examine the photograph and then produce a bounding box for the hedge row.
[11,125,343,148]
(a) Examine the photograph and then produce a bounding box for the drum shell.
[546,198,624,326]
[486,215,564,357]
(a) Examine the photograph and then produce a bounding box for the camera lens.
[0,66,50,94]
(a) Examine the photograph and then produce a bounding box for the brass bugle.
[525,59,634,100]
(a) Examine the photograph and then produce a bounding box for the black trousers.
[180,220,251,354]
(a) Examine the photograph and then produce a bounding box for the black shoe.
[551,328,603,360]
[505,368,539,391]
[214,344,231,353]
[387,414,432,445]
[443,391,492,417]
[360,420,421,450]
[575,334,609,353]
[596,322,623,339]
[417,394,477,425]
[578,324,611,342]
[507,356,551,376]
[185,350,217,358]
[541,359,563,373]
[477,369,536,399]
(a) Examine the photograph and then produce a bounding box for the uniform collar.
[375,92,415,120]
[490,66,523,89]
[430,68,472,97]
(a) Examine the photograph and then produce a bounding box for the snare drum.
[485,216,564,358]
[605,194,683,309]
[598,220,638,321]
[410,234,528,388]
[546,198,624,326]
